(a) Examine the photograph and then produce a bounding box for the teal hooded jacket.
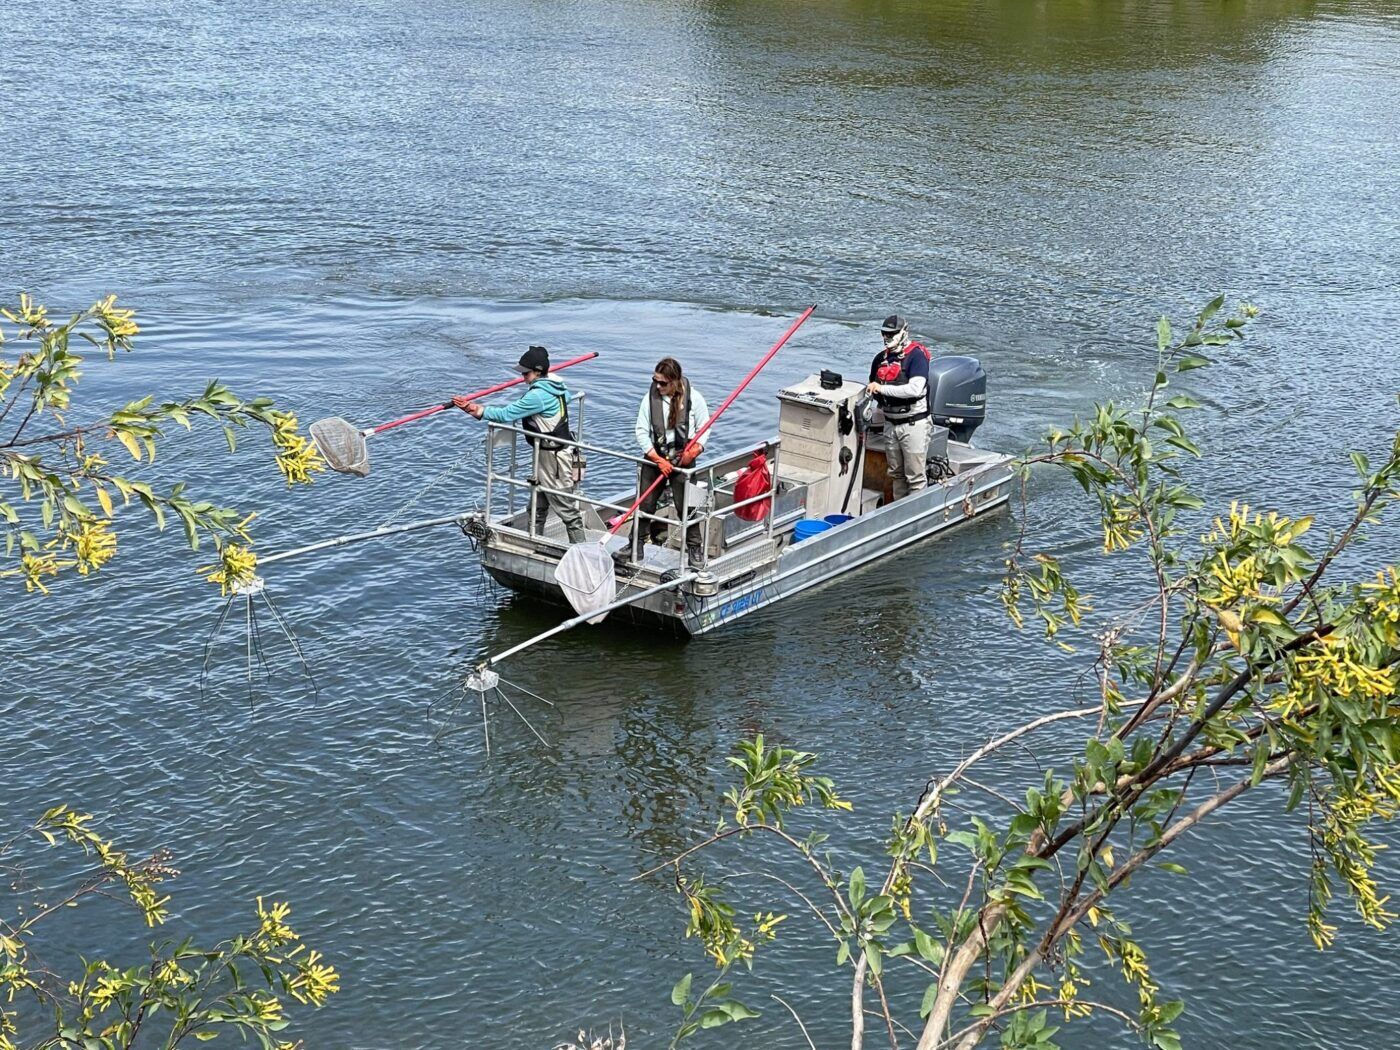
[479,377,570,426]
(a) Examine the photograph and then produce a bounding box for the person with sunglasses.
[621,356,712,568]
[867,314,933,500]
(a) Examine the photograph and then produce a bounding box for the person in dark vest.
[624,356,712,568]
[867,314,933,500]
[455,345,586,543]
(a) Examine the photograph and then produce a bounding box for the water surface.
[3,1,1399,1046]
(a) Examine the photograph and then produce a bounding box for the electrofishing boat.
[460,356,1013,637]
[269,308,1015,679]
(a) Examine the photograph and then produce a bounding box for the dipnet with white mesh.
[309,417,370,476]
[555,541,617,623]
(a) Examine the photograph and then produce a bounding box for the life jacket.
[869,342,930,422]
[648,377,692,454]
[522,377,573,451]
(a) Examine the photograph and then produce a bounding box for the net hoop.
[309,417,371,476]
[555,542,617,623]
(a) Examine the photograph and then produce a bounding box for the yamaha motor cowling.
[927,355,986,443]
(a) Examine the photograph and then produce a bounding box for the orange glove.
[648,450,674,477]
[677,446,700,468]
[452,395,473,412]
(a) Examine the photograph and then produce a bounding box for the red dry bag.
[732,452,772,522]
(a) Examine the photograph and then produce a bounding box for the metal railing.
[482,407,785,570]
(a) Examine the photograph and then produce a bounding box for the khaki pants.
[532,445,585,543]
[885,417,931,500]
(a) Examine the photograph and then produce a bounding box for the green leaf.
[1285,775,1306,812]
[671,972,692,1007]
[699,1008,734,1029]
[1156,862,1189,876]
[1159,1000,1186,1024]
[719,1001,759,1021]
[1165,434,1202,457]
[1176,354,1211,372]
[1156,316,1171,353]
[1250,744,1269,786]
[115,430,143,460]
[1249,607,1290,628]
[914,926,943,963]
[848,866,866,906]
[920,982,938,1019]
[63,494,90,521]
[1164,395,1202,410]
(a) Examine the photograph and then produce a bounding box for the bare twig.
[771,994,817,1050]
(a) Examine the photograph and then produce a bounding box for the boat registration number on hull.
[699,584,771,630]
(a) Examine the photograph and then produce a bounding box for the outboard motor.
[927,355,986,444]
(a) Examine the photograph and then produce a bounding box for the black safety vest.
[648,378,692,454]
[521,379,573,450]
[868,342,930,422]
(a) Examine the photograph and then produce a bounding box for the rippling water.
[3,1,1399,1046]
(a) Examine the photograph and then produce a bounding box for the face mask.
[883,332,905,350]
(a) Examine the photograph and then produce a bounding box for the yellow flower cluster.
[1057,972,1094,1021]
[69,519,117,575]
[1100,499,1143,553]
[289,949,340,1007]
[200,543,259,594]
[93,294,139,342]
[248,992,286,1024]
[1204,551,1265,607]
[1311,787,1398,949]
[0,292,50,331]
[269,411,325,486]
[1201,501,1311,548]
[255,897,298,950]
[85,970,127,1009]
[1290,636,1397,705]
[155,958,193,988]
[1,551,62,593]
[1112,937,1159,1006]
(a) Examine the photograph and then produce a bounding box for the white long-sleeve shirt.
[635,386,712,455]
[876,374,927,400]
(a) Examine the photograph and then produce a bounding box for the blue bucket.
[792,518,834,544]
[823,514,853,528]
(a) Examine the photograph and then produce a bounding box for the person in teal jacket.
[455,345,586,543]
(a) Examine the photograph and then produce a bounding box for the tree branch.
[941,756,1292,1050]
